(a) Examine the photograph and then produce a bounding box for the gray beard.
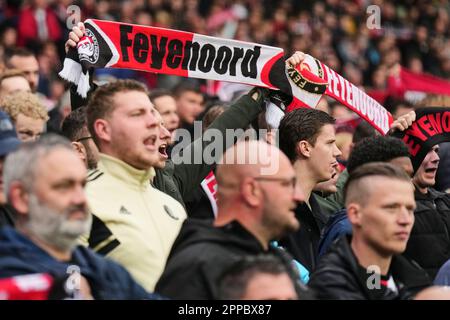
[25,194,92,252]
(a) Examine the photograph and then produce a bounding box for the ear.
[297,140,311,158]
[94,119,111,144]
[347,203,362,227]
[71,141,87,163]
[8,182,29,218]
[241,177,261,207]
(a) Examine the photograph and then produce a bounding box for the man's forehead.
[37,148,86,177]
[317,123,336,138]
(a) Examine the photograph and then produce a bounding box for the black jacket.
[308,236,431,300]
[155,219,310,299]
[279,194,328,272]
[0,205,16,228]
[403,188,450,279]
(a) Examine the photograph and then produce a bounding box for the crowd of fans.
[0,0,449,300]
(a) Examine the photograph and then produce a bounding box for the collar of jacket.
[98,153,156,186]
[334,236,430,299]
[0,226,98,279]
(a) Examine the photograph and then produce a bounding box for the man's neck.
[293,160,317,202]
[413,181,428,195]
[215,207,270,251]
[351,237,392,275]
[19,227,72,261]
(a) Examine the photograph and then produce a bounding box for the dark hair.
[4,47,35,67]
[148,88,173,103]
[217,254,294,300]
[384,96,413,116]
[346,136,410,173]
[352,120,377,144]
[87,79,148,147]
[344,162,411,205]
[279,108,335,162]
[172,81,203,98]
[61,106,88,142]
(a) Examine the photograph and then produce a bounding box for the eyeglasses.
[254,176,297,189]
[76,136,93,143]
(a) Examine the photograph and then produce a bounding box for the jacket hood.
[168,219,265,258]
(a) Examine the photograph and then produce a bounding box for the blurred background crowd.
[0,0,449,114]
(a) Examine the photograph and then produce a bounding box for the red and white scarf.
[59,19,393,134]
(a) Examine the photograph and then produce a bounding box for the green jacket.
[315,169,348,216]
[153,92,264,206]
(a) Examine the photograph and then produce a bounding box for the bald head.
[216,140,289,189]
[215,140,303,243]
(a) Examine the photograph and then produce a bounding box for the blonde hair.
[1,91,49,122]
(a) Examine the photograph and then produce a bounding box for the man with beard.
[4,48,39,93]
[0,135,159,299]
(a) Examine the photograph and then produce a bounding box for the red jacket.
[18,6,62,46]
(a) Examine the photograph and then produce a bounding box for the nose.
[160,124,171,140]
[333,143,342,158]
[146,111,158,128]
[397,207,414,226]
[431,149,440,163]
[72,183,87,206]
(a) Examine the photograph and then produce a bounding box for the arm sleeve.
[171,89,265,199]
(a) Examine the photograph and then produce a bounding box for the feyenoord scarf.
[393,108,450,171]
[59,19,393,134]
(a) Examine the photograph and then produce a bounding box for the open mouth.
[159,143,168,158]
[424,167,437,174]
[144,135,157,150]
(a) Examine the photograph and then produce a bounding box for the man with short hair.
[0,69,31,100]
[155,141,309,299]
[149,89,179,144]
[4,48,39,93]
[61,106,99,169]
[0,111,21,227]
[318,136,415,257]
[309,162,430,300]
[85,79,187,291]
[278,108,342,272]
[1,91,48,142]
[172,81,205,132]
[0,135,159,299]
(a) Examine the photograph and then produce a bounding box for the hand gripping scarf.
[59,19,393,134]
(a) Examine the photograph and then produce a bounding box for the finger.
[406,116,414,127]
[66,39,77,49]
[69,31,80,43]
[73,27,84,38]
[78,22,86,33]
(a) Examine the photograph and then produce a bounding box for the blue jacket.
[434,259,450,285]
[317,209,352,259]
[0,227,160,299]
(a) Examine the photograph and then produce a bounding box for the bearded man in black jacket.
[155,140,312,299]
